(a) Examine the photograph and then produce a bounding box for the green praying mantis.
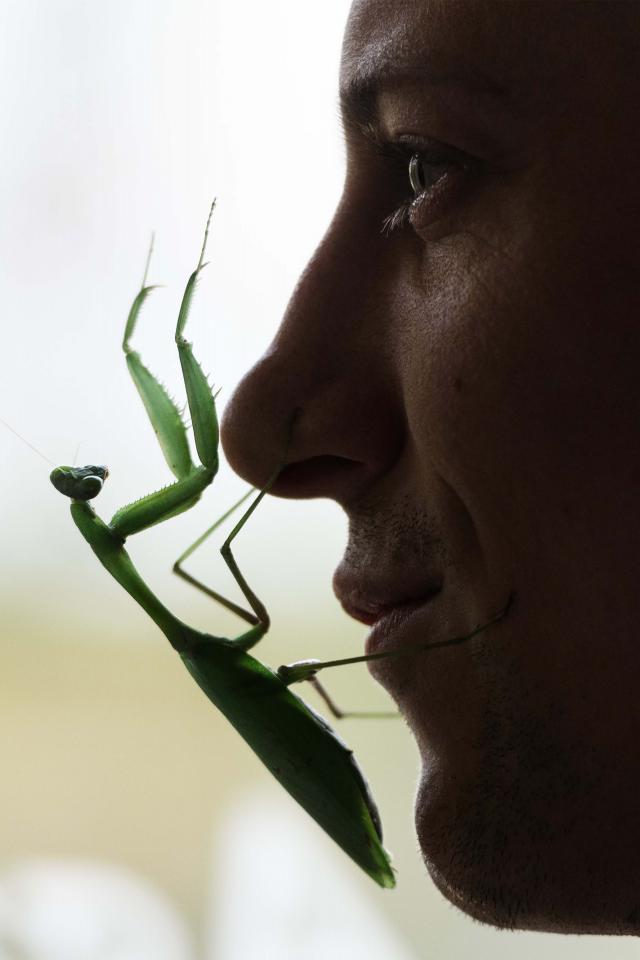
[49,203,514,888]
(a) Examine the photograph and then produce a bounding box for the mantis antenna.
[0,417,55,466]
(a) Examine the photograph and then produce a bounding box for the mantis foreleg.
[109,203,219,539]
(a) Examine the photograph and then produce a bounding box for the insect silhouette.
[49,204,399,887]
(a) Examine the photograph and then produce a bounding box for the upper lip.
[333,566,443,626]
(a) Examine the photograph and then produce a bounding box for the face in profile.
[221,0,640,935]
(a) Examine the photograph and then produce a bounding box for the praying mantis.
[49,202,396,888]
[49,204,514,888]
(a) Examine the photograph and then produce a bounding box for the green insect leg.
[109,466,215,539]
[277,592,516,683]
[110,205,222,540]
[173,488,260,626]
[171,408,302,651]
[122,234,194,483]
[169,473,279,652]
[308,677,398,721]
[174,200,219,473]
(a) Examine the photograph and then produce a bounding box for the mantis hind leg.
[308,677,398,721]
[278,592,516,683]
[277,596,514,720]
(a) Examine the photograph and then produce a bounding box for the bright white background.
[1,2,638,957]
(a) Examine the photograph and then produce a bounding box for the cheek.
[394,239,640,726]
[393,249,533,512]
[396,238,633,524]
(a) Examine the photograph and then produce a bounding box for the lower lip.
[365,592,442,658]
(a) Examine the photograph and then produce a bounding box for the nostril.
[271,455,364,499]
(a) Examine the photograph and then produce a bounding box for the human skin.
[220,0,640,935]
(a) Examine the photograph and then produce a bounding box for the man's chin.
[414,762,640,936]
[415,762,506,925]
[414,768,551,932]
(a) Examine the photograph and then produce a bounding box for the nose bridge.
[220,198,405,500]
[272,204,392,408]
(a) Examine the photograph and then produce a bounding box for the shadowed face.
[221,0,640,934]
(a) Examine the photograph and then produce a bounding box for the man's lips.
[333,570,444,628]
[339,597,435,627]
[340,601,395,627]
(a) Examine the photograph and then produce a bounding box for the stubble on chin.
[411,679,639,935]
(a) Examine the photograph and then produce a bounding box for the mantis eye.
[50,464,109,501]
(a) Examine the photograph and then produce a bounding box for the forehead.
[340,0,636,116]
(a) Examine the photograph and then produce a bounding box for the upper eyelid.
[339,96,511,173]
[339,111,476,174]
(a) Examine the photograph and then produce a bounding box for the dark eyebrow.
[338,64,514,144]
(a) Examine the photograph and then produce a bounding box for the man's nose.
[220,206,405,506]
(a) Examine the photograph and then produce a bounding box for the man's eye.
[381,147,476,237]
[408,154,450,197]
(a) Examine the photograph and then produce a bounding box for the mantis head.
[50,464,109,501]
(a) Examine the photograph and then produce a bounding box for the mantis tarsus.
[49,203,514,888]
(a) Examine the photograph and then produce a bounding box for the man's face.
[221,0,640,934]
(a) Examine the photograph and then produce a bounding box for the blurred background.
[0,2,637,957]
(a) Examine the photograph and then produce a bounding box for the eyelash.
[381,168,425,236]
[379,143,474,237]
